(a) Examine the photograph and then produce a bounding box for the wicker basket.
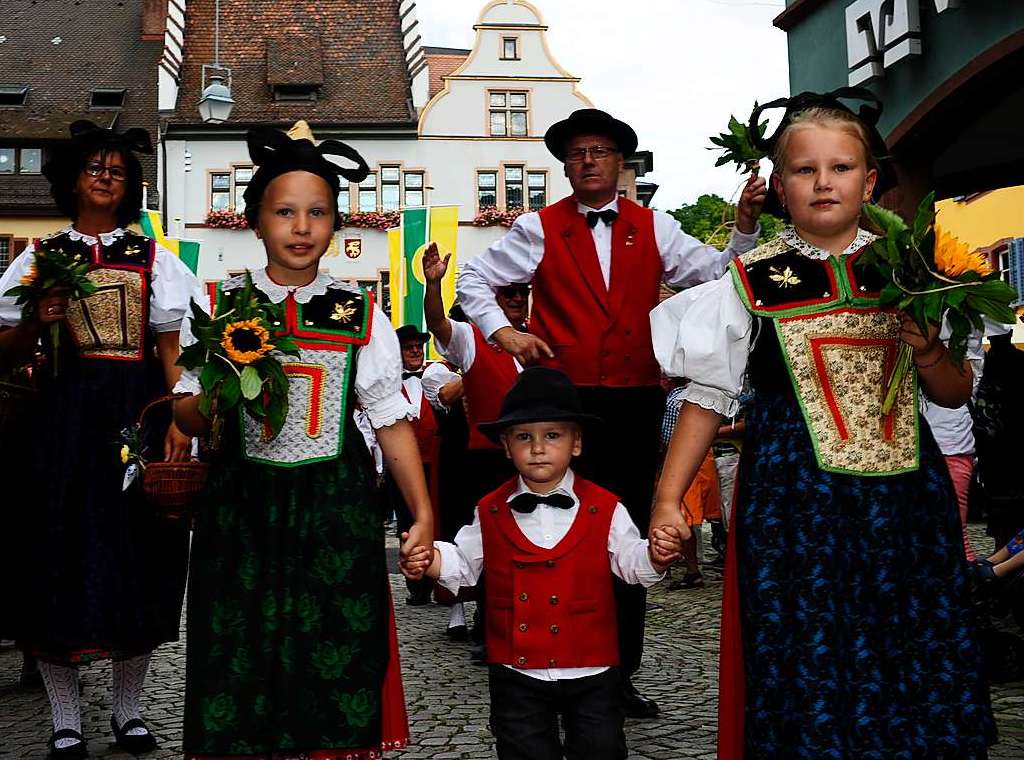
[139,394,209,519]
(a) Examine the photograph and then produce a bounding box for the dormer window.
[90,88,127,109]
[501,37,519,60]
[0,86,29,107]
[272,84,319,102]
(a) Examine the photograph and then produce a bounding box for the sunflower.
[221,319,275,364]
[933,227,993,278]
[19,263,37,286]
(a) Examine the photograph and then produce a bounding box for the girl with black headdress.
[0,120,202,758]
[649,89,995,758]
[173,125,430,759]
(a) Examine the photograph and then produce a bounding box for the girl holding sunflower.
[649,89,995,758]
[0,121,201,758]
[172,126,431,759]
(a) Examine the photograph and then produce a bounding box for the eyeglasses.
[564,145,618,163]
[498,284,530,298]
[84,161,127,181]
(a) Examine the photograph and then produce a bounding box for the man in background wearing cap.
[457,108,766,716]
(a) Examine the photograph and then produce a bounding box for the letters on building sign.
[845,0,962,86]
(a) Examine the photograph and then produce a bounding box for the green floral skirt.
[183,436,408,757]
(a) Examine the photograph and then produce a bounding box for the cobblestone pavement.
[2,526,1022,759]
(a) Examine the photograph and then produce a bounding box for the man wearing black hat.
[457,108,766,716]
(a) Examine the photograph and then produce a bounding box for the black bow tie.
[509,492,575,514]
[403,370,423,380]
[586,209,618,228]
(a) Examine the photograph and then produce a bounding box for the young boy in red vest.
[402,367,683,760]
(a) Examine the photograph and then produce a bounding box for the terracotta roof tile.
[171,0,414,127]
[0,1,160,209]
[424,50,469,100]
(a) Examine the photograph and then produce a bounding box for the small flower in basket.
[177,270,300,446]
[708,108,769,175]
[4,246,98,375]
[118,423,147,491]
[858,192,1019,414]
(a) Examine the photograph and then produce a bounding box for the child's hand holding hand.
[649,525,686,572]
[399,539,433,580]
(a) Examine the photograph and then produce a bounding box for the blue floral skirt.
[732,389,995,759]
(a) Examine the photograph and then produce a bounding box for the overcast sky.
[414,0,791,211]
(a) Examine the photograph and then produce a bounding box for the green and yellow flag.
[139,209,201,274]
[388,206,459,358]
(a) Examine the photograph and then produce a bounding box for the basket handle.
[137,392,193,428]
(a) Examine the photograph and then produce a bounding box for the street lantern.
[198,65,234,123]
[197,0,233,123]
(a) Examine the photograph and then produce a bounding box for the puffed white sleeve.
[355,305,417,428]
[421,361,461,411]
[650,274,752,417]
[150,245,204,333]
[172,293,209,396]
[0,245,37,327]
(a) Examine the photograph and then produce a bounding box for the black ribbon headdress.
[749,86,896,218]
[41,119,153,187]
[243,127,370,230]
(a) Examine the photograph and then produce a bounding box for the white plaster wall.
[478,0,542,26]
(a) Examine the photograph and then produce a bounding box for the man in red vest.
[456,108,766,715]
[402,367,683,759]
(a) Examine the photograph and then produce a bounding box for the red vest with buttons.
[402,379,439,465]
[463,324,520,451]
[532,196,663,387]
[478,475,620,669]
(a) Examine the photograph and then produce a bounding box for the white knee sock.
[38,661,82,749]
[112,653,151,736]
[448,602,466,629]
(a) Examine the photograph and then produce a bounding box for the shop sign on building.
[846,0,962,85]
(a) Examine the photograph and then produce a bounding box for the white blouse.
[174,268,414,430]
[649,228,880,418]
[0,226,202,332]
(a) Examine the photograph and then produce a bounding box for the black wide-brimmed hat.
[478,367,602,443]
[544,109,638,161]
[750,86,897,218]
[396,325,430,344]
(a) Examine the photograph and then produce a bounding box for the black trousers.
[488,665,627,760]
[574,385,665,676]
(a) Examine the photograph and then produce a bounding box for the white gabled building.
[160,0,654,303]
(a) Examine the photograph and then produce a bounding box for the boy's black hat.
[478,366,601,443]
[544,109,638,161]
[396,324,430,344]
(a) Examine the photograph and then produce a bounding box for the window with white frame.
[501,37,519,60]
[210,172,231,210]
[0,237,10,277]
[504,166,524,208]
[527,171,547,210]
[404,171,424,207]
[358,172,378,212]
[233,166,253,212]
[477,171,497,209]
[0,146,42,174]
[380,166,400,212]
[489,91,529,137]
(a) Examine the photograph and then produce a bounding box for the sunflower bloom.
[20,263,37,286]
[221,319,274,364]
[934,228,993,278]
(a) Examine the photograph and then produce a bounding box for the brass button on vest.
[517,656,527,666]
[518,623,528,632]
[550,624,560,634]
[545,559,556,568]
[550,595,559,605]
[519,592,529,602]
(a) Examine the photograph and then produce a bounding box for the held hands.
[400,521,435,580]
[422,242,450,284]
[492,326,554,366]
[649,526,686,572]
[163,420,193,462]
[735,171,768,235]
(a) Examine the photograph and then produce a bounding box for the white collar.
[507,469,578,507]
[64,226,126,247]
[251,267,334,304]
[779,226,878,260]
[576,197,619,216]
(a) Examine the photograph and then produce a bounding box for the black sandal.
[47,728,87,759]
[110,715,158,755]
